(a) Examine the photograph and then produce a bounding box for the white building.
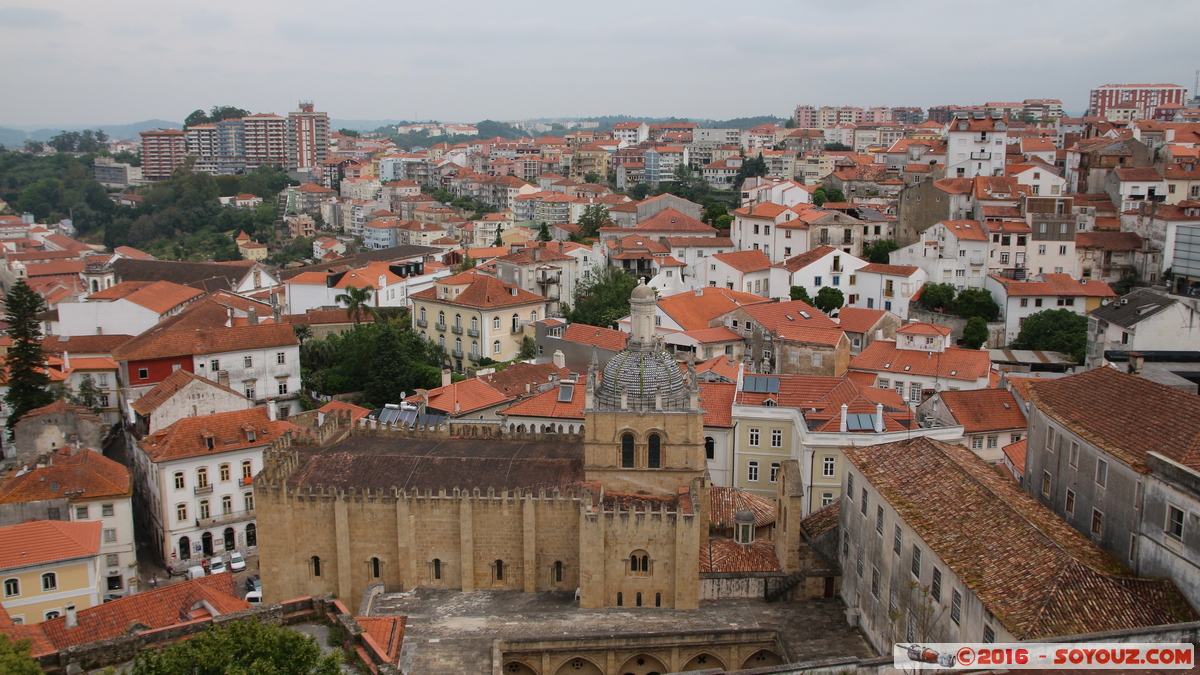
[283,259,445,315]
[844,263,928,319]
[707,250,774,297]
[54,281,203,337]
[891,220,990,289]
[984,273,1117,344]
[1085,287,1200,370]
[772,246,868,302]
[945,113,1008,179]
[848,323,993,406]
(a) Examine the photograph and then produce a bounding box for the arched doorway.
[223,527,235,552]
[617,653,667,675]
[503,661,538,675]
[201,531,214,557]
[681,653,725,671]
[553,657,602,675]
[178,536,191,561]
[741,650,783,669]
[245,523,257,547]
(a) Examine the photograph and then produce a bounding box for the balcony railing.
[450,325,463,334]
[538,274,561,285]
[469,353,481,362]
[970,151,992,160]
[416,318,428,327]
[467,328,479,337]
[194,485,213,496]
[451,348,463,358]
[196,508,255,529]
[434,322,446,331]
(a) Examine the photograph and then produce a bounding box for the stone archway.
[681,653,726,671]
[503,660,539,675]
[553,657,602,675]
[617,653,667,675]
[741,650,783,669]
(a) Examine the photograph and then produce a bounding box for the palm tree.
[335,285,377,324]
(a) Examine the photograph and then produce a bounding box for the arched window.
[196,467,208,488]
[648,433,661,468]
[4,578,19,597]
[219,463,230,482]
[621,433,635,468]
[198,499,210,520]
[244,493,254,511]
[471,317,478,331]
[242,460,253,481]
[471,341,479,356]
[641,554,649,571]
[179,536,191,560]
[630,553,639,572]
[655,592,661,607]
[494,559,504,581]
[455,337,462,352]
[511,313,519,332]
[312,556,321,577]
[705,437,715,460]
[245,523,256,547]
[420,307,426,322]
[554,560,563,583]
[221,495,232,515]
[42,573,57,591]
[636,592,642,607]
[371,557,381,578]
[530,310,538,322]
[438,311,445,326]
[493,316,501,330]
[492,340,501,354]
[433,558,442,580]
[454,313,461,328]
[173,471,184,490]
[629,550,650,575]
[438,335,445,347]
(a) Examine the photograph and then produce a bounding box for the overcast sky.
[1,0,1197,128]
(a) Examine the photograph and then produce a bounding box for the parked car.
[186,566,206,580]
[245,575,261,592]
[209,557,227,574]
[229,551,246,572]
[245,590,262,605]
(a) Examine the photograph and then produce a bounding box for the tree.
[567,266,639,328]
[812,186,828,206]
[1011,309,1088,363]
[953,288,1000,321]
[577,204,610,239]
[184,106,250,127]
[130,619,340,675]
[456,255,477,273]
[962,316,989,349]
[4,280,54,431]
[537,221,552,241]
[702,201,728,225]
[733,155,767,191]
[335,284,377,324]
[1111,274,1140,296]
[784,118,796,128]
[789,286,813,303]
[584,171,601,185]
[825,187,846,203]
[70,374,103,413]
[813,287,845,314]
[0,634,41,675]
[293,324,313,345]
[519,335,537,360]
[338,128,360,138]
[713,214,733,231]
[825,142,852,151]
[628,183,652,200]
[861,239,900,264]
[23,139,42,154]
[918,283,957,312]
[493,226,504,247]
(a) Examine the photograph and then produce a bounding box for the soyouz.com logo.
[894,643,1195,669]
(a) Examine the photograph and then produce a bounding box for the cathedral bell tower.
[582,280,708,496]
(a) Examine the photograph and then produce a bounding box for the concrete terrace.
[371,588,875,673]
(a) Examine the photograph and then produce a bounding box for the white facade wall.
[142,380,252,433]
[706,259,772,297]
[946,125,1007,178]
[191,346,300,415]
[783,251,868,301]
[57,300,164,338]
[285,272,448,315]
[845,269,928,319]
[69,495,137,596]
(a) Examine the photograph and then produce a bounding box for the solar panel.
[558,385,575,403]
[845,413,876,431]
[799,311,811,319]
[745,375,781,394]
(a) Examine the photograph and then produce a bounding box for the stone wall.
[905,308,1006,347]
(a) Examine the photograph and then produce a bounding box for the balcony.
[194,485,213,496]
[510,322,526,334]
[970,151,992,160]
[451,348,464,358]
[197,508,256,529]
[468,353,481,362]
[467,327,479,337]
[450,324,463,335]
[538,274,561,285]
[970,254,985,266]
[416,318,428,328]
[434,322,447,331]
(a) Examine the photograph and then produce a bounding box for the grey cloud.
[0,6,65,28]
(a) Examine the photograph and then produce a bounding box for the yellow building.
[0,520,102,625]
[410,270,548,372]
[234,231,269,261]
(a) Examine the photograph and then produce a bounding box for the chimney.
[553,349,565,369]
[62,351,70,370]
[247,308,259,326]
[839,403,849,433]
[442,368,452,387]
[694,288,703,297]
[1128,352,1144,376]
[267,401,277,422]
[65,604,77,629]
[874,403,885,432]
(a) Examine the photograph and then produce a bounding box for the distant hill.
[330,118,405,131]
[0,127,28,148]
[0,120,183,143]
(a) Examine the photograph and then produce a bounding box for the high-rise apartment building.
[1087,83,1187,119]
[287,102,329,171]
[138,129,188,181]
[243,114,288,170]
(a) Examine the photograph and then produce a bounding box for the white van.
[186,566,206,580]
[245,590,262,604]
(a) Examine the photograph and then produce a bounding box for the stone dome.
[733,509,756,525]
[631,280,656,300]
[599,348,685,402]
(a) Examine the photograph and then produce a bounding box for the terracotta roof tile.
[858,263,920,276]
[357,616,405,663]
[712,249,772,274]
[130,369,247,416]
[1003,438,1027,473]
[316,400,372,424]
[698,382,735,427]
[709,486,775,528]
[411,274,546,309]
[779,246,838,273]
[657,287,772,331]
[938,389,1026,433]
[137,407,291,463]
[562,323,628,352]
[849,341,990,381]
[699,538,781,573]
[0,449,131,503]
[500,377,587,420]
[1075,231,1143,251]
[800,499,841,539]
[836,307,889,334]
[113,322,298,362]
[632,208,716,233]
[0,520,101,572]
[843,437,1196,639]
[696,356,740,383]
[683,327,741,344]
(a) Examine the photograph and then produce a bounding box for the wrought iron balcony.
[467,328,479,337]
[197,508,256,529]
[450,325,463,334]
[416,318,428,327]
[194,485,213,496]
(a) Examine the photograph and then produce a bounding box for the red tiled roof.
[989,274,1116,298]
[130,369,247,416]
[632,208,715,233]
[138,407,293,463]
[357,616,406,664]
[86,280,204,314]
[779,246,838,273]
[562,323,628,352]
[699,538,781,573]
[25,260,85,277]
[317,400,372,424]
[684,327,741,344]
[712,249,772,274]
[897,322,952,336]
[742,300,839,342]
[696,356,739,383]
[0,520,101,572]
[1003,438,1027,474]
[836,307,888,334]
[709,486,775,527]
[1075,231,1143,251]
[479,362,570,399]
[849,341,990,381]
[411,378,508,415]
[1114,167,1163,182]
[800,499,841,539]
[39,573,249,649]
[843,437,1196,639]
[698,382,735,427]
[0,449,131,503]
[858,263,919,276]
[940,219,989,242]
[112,322,298,362]
[657,287,772,331]
[411,274,545,309]
[500,377,587,420]
[938,389,1027,433]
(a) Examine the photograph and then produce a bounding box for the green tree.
[130,619,339,675]
[825,142,852,151]
[23,139,42,154]
[338,128,360,138]
[713,214,733,231]
[812,186,828,206]
[537,221,552,241]
[813,286,845,314]
[953,288,1000,321]
[577,204,610,239]
[784,118,796,129]
[0,634,41,675]
[69,373,103,413]
[457,255,477,273]
[702,201,728,225]
[335,285,377,324]
[918,283,957,312]
[1111,274,1140,296]
[1011,309,1088,363]
[733,155,768,190]
[584,171,601,185]
[628,183,652,200]
[962,316,989,350]
[293,324,313,345]
[825,187,846,203]
[861,239,900,264]
[567,266,639,328]
[789,286,813,303]
[4,280,54,431]
[519,335,537,360]
[493,226,504,247]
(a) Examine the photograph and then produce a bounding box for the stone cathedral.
[255,282,744,610]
